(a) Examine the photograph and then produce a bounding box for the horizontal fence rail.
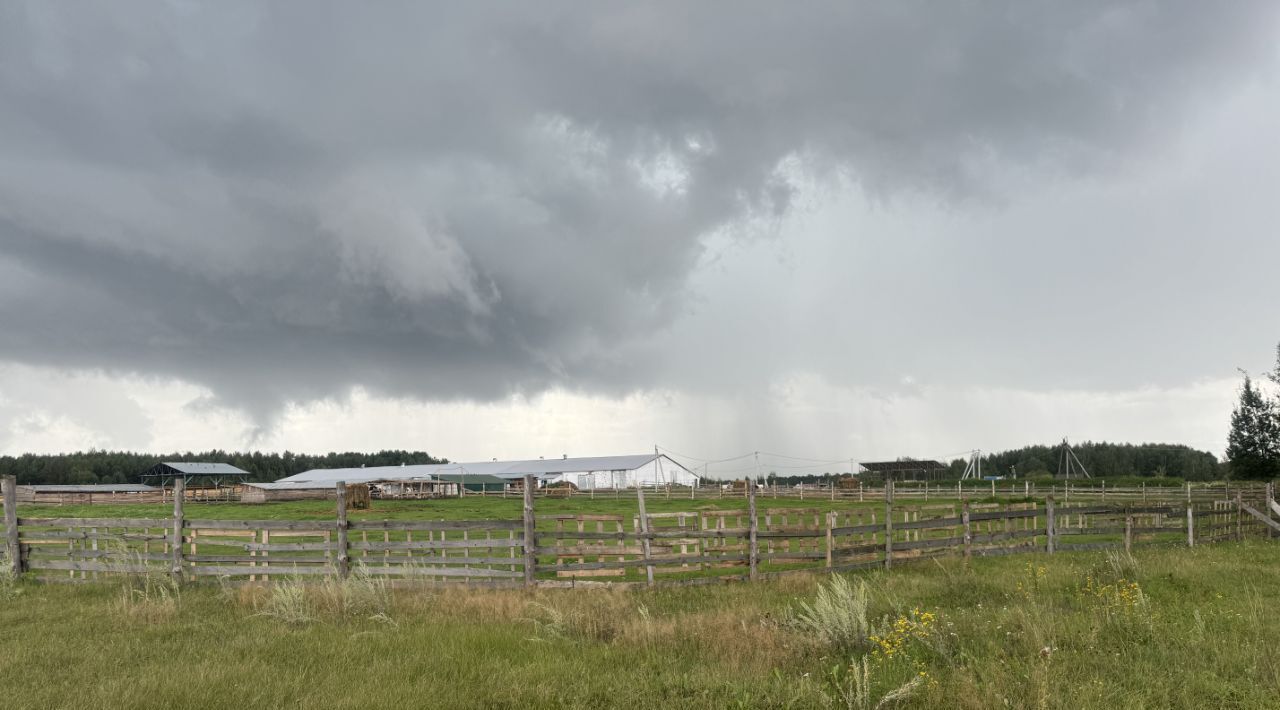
[11,480,1270,506]
[3,476,1276,589]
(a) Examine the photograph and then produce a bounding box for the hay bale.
[346,483,372,510]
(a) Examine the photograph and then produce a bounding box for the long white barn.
[275,453,698,490]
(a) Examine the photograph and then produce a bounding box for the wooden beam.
[170,478,184,585]
[635,483,654,586]
[522,475,536,588]
[2,476,21,575]
[335,481,350,578]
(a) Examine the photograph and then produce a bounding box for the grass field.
[14,493,1013,522]
[3,541,1279,709]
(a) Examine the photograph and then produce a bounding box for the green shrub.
[788,574,873,651]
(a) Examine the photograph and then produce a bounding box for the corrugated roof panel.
[431,473,509,484]
[160,462,251,475]
[243,482,342,490]
[22,484,159,493]
[276,463,462,484]
[275,454,696,485]
[494,454,659,475]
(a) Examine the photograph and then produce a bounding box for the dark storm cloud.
[0,2,1275,419]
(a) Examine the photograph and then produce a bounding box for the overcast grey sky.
[1,2,1278,472]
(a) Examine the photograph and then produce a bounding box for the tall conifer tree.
[1227,373,1280,480]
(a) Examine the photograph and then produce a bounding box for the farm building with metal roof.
[15,483,163,503]
[858,460,948,482]
[275,453,698,490]
[139,462,251,488]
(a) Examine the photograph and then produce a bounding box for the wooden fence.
[13,479,1269,507]
[3,476,1275,589]
[490,480,1271,507]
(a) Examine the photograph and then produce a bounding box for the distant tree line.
[1226,343,1280,480]
[0,450,447,486]
[968,442,1219,481]
[707,440,1223,485]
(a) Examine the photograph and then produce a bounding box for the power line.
[655,446,756,465]
[756,451,853,465]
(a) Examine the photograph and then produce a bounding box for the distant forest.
[969,441,1220,481]
[0,441,1227,485]
[0,450,447,486]
[753,441,1223,484]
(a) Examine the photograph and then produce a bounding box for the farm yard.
[5,480,1280,708]
[5,477,1272,586]
[7,2,1280,708]
[3,542,1280,708]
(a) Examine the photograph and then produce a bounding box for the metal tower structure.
[1057,438,1091,479]
[960,450,983,480]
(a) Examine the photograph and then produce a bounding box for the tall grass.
[113,551,181,623]
[4,544,1280,708]
[253,564,395,625]
[0,566,21,601]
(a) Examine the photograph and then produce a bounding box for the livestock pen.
[4,476,1277,589]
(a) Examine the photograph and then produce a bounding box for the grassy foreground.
[3,543,1279,709]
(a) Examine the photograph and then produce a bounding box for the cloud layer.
[0,2,1277,430]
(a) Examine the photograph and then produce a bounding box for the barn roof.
[432,473,509,485]
[157,462,250,475]
[242,481,337,491]
[278,464,466,484]
[139,462,251,483]
[277,454,692,485]
[858,460,946,473]
[21,484,159,493]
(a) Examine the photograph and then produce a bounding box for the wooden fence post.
[522,475,536,588]
[1124,512,1133,553]
[1045,495,1055,555]
[635,483,655,586]
[170,478,185,585]
[1186,503,1194,547]
[1267,482,1275,539]
[1236,492,1243,542]
[335,481,350,579]
[747,479,759,582]
[825,512,835,569]
[2,475,21,576]
[884,481,894,569]
[962,500,971,560]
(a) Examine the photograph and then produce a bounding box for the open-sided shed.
[858,460,948,482]
[139,462,251,489]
